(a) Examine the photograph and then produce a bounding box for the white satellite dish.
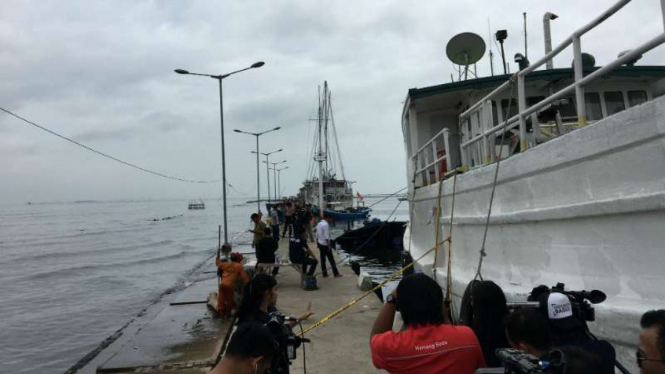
[446,33,486,80]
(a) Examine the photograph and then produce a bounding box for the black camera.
[526,283,606,325]
[265,312,309,374]
[475,348,567,374]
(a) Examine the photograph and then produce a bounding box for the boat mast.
[317,84,326,216]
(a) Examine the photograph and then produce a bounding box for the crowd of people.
[210,267,665,374]
[209,202,665,374]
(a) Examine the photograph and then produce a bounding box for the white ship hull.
[404,96,665,368]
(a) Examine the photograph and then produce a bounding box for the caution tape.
[298,236,451,337]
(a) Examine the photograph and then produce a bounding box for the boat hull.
[404,96,665,371]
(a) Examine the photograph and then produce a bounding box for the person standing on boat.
[315,212,341,278]
[370,273,486,374]
[250,213,266,249]
[269,205,280,241]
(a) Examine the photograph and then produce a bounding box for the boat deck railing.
[455,0,665,171]
[412,127,456,187]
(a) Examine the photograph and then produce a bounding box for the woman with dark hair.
[236,273,313,325]
[470,280,510,367]
[209,322,276,374]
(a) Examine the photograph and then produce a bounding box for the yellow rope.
[432,175,445,281]
[445,172,459,323]
[297,237,451,337]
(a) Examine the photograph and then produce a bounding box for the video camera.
[527,283,606,325]
[475,348,567,374]
[265,312,310,374]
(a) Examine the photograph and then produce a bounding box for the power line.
[0,107,221,184]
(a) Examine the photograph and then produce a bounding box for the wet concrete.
[90,235,384,374]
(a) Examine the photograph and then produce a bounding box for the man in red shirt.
[370,273,486,374]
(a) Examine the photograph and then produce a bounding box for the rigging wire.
[328,99,347,181]
[367,187,408,208]
[0,107,221,184]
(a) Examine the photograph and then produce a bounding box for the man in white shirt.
[315,212,341,278]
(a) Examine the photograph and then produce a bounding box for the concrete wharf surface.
[91,235,383,374]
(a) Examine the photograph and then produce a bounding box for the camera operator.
[209,323,276,374]
[370,273,486,374]
[533,291,615,374]
[638,309,665,374]
[504,308,553,358]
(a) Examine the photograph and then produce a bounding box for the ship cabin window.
[557,97,577,121]
[628,90,648,107]
[585,92,603,121]
[604,91,626,115]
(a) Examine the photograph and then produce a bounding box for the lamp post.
[275,166,289,199]
[252,149,282,204]
[174,61,265,246]
[265,160,287,202]
[235,127,281,213]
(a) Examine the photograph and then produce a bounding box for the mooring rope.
[298,236,451,337]
[473,78,517,281]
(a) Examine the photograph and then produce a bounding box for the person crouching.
[215,244,250,318]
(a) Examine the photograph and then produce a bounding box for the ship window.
[557,96,577,120]
[628,90,648,107]
[527,96,545,106]
[585,93,603,121]
[604,91,625,115]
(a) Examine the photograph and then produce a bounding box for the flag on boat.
[357,192,364,201]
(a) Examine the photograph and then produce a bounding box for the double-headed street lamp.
[274,166,289,199]
[251,149,283,204]
[174,61,264,246]
[234,127,281,213]
[265,160,287,201]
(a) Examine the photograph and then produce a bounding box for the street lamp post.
[252,149,283,204]
[174,61,265,245]
[265,160,287,202]
[276,166,289,199]
[235,127,281,213]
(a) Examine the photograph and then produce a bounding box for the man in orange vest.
[216,244,250,318]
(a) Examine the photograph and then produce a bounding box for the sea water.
[0,197,406,374]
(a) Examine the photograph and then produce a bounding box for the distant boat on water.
[187,199,205,210]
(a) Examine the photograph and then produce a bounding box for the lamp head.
[233,129,242,133]
[251,61,265,68]
[277,149,283,152]
[174,69,190,74]
[273,126,281,131]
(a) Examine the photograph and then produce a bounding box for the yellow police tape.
[298,236,451,337]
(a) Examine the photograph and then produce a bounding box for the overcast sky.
[1,0,663,204]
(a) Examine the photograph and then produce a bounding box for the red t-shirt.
[371,324,486,374]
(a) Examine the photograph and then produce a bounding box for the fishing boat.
[187,199,205,210]
[401,1,665,371]
[299,82,371,220]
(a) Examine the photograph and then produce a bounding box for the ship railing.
[412,127,455,187]
[458,0,665,170]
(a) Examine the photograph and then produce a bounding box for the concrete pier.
[86,236,383,374]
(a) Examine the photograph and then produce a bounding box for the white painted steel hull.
[404,96,665,369]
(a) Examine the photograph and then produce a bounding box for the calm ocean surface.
[0,197,406,374]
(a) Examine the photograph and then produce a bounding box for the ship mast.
[316,83,327,216]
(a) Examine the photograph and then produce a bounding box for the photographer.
[504,308,553,358]
[209,322,276,374]
[370,273,486,374]
[533,291,615,374]
[236,273,314,326]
